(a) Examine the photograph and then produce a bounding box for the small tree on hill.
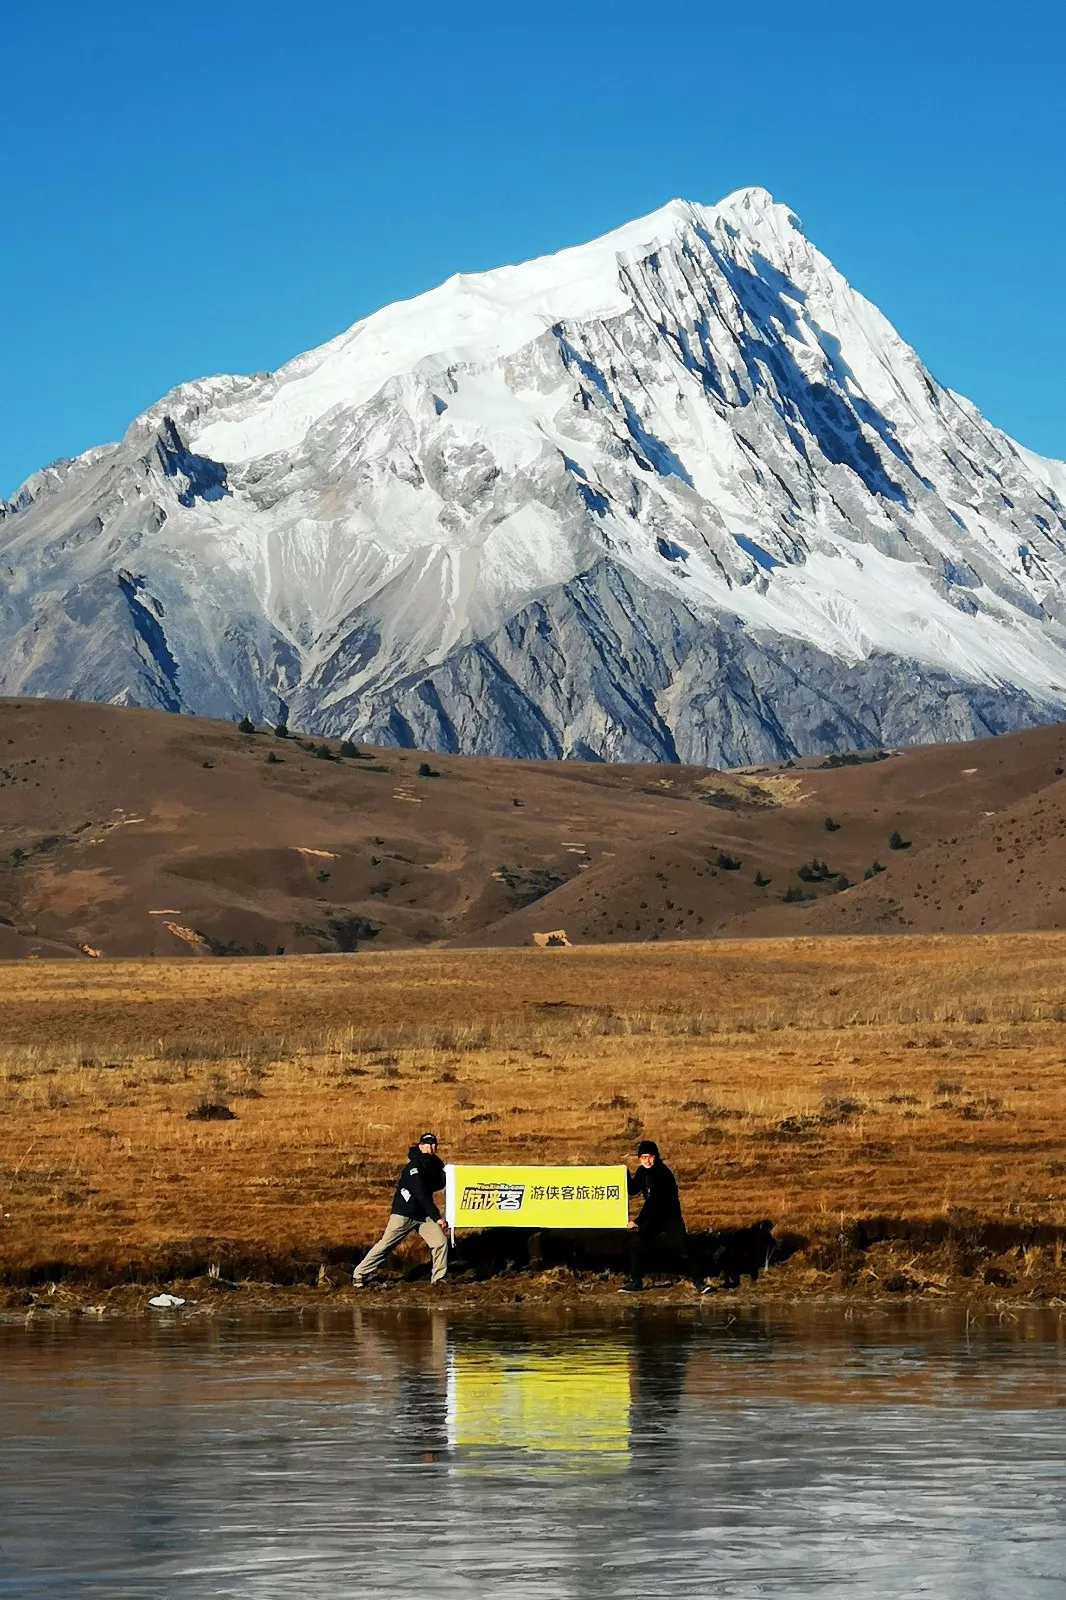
[754,870,771,887]
[237,715,256,734]
[824,816,841,832]
[274,722,289,739]
[889,830,911,850]
[863,860,886,880]
[797,858,836,883]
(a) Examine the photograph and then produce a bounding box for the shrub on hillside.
[237,715,256,734]
[187,1099,237,1121]
[889,830,911,850]
[863,860,886,879]
[797,858,837,883]
[715,852,742,871]
[187,1074,237,1121]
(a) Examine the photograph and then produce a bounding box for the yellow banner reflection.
[447,1346,631,1471]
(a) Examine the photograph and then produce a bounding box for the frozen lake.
[1,1305,1064,1597]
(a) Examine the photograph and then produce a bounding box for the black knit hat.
[636,1139,659,1157]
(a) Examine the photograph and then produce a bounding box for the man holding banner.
[353,1132,449,1288]
[622,1139,689,1292]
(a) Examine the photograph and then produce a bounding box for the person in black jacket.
[621,1139,688,1292]
[353,1133,449,1286]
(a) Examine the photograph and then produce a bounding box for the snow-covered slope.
[4,186,1066,763]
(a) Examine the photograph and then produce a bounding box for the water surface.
[1,1306,1064,1597]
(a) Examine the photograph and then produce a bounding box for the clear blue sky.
[3,0,1063,497]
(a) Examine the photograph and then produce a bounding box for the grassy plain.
[2,934,1065,1294]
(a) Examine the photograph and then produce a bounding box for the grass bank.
[2,935,1065,1305]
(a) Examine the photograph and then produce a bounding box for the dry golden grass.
[1,934,1065,1279]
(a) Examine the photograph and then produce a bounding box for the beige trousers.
[354,1213,449,1284]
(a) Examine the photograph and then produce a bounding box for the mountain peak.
[181,189,815,467]
[4,188,1066,770]
[711,185,804,246]
[716,183,782,214]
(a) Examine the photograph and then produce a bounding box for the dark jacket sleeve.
[405,1161,442,1222]
[426,1154,446,1195]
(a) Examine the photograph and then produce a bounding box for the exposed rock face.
[4,187,1066,759]
[355,560,1058,765]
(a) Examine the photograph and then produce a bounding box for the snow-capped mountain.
[4,186,1066,763]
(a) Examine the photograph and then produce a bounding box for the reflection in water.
[445,1319,699,1476]
[0,1308,1064,1597]
[448,1342,631,1467]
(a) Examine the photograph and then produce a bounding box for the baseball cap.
[419,1131,438,1145]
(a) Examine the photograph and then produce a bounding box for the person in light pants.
[353,1132,449,1286]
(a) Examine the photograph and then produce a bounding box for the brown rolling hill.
[2,698,1066,959]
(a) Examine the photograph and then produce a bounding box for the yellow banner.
[445,1163,628,1229]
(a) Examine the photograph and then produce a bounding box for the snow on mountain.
[4,185,1066,764]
